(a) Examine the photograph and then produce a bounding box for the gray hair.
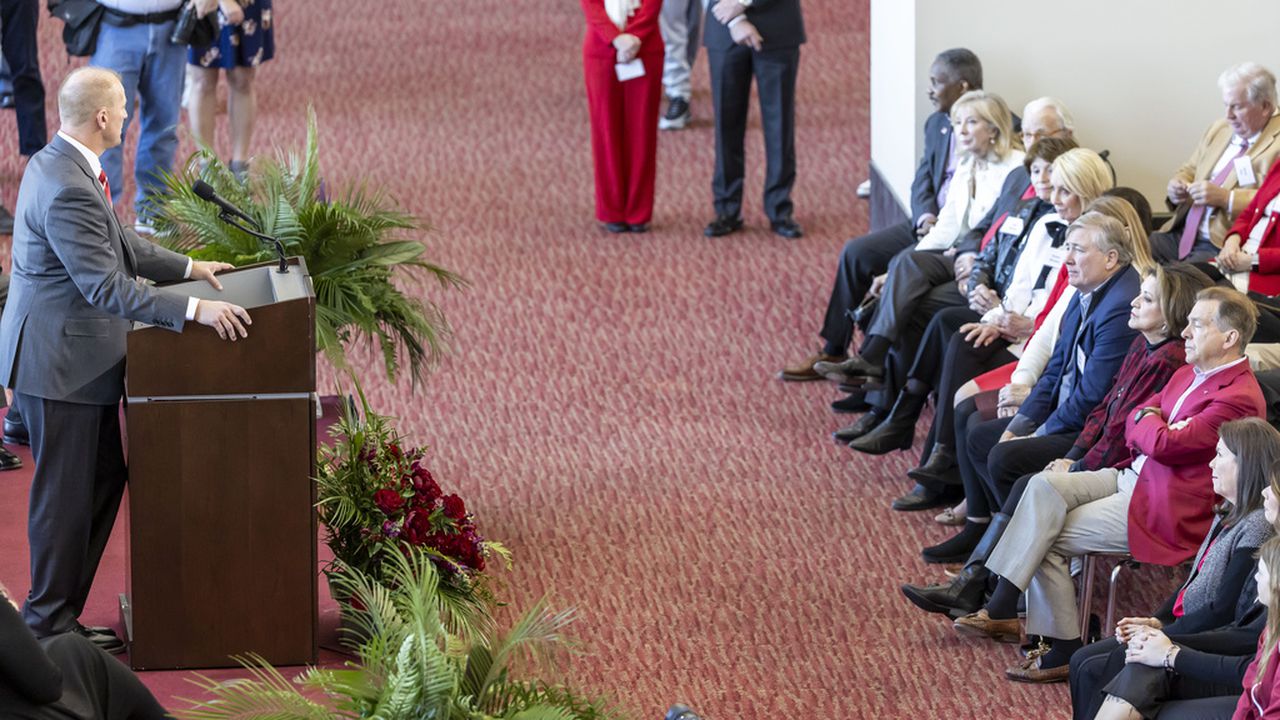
[1219,62,1278,107]
[1023,96,1075,133]
[1067,211,1135,267]
[58,67,122,127]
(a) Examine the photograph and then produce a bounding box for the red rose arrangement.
[317,404,506,589]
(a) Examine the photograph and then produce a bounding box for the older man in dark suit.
[0,67,251,653]
[778,48,983,381]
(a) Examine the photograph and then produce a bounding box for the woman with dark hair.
[1071,418,1278,718]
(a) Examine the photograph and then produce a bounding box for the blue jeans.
[91,18,186,215]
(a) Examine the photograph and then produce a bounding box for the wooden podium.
[122,257,318,670]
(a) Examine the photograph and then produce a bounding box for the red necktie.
[1179,140,1249,258]
[98,170,112,208]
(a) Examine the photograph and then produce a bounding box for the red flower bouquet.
[316,402,506,592]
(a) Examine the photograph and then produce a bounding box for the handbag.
[47,0,106,57]
[171,0,219,47]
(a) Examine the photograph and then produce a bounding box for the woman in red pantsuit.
[581,0,664,233]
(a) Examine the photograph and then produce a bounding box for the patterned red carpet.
[0,1,1184,718]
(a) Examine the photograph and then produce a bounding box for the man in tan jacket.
[1151,62,1280,263]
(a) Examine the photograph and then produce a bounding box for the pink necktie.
[1179,141,1249,258]
[98,170,112,208]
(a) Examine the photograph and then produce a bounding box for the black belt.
[101,7,182,26]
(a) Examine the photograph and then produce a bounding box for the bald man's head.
[58,67,123,128]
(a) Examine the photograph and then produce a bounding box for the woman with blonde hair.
[843,147,1108,457]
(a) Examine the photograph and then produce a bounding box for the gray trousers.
[659,0,706,99]
[986,468,1135,640]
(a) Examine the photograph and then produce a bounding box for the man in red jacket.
[957,286,1265,683]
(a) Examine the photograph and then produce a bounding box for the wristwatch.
[738,0,753,6]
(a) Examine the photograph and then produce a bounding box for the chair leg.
[1106,560,1137,634]
[1078,555,1096,641]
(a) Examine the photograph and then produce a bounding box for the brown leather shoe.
[1005,648,1070,684]
[953,609,1020,643]
[778,352,843,382]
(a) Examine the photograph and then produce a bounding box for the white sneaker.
[856,179,871,198]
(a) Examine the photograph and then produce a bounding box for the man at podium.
[0,67,252,654]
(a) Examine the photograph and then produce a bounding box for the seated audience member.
[1150,62,1280,264]
[954,287,1266,682]
[781,91,1071,384]
[1209,151,1280,345]
[1229,536,1280,720]
[778,48,984,381]
[0,581,167,719]
[898,188,1156,514]
[901,263,1212,616]
[924,211,1146,562]
[1071,419,1279,719]
[808,89,1025,393]
[842,145,1106,454]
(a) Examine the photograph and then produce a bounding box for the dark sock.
[1038,638,1083,669]
[985,577,1020,620]
[860,335,890,366]
[925,520,988,556]
[821,341,847,358]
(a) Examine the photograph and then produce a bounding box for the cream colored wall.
[873,0,1280,214]
[869,0,917,211]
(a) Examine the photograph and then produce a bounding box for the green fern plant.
[171,550,626,720]
[150,109,466,386]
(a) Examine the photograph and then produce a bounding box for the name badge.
[1235,156,1257,187]
[999,215,1024,237]
[1045,247,1067,267]
[615,59,645,82]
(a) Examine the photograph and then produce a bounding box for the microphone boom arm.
[217,211,289,274]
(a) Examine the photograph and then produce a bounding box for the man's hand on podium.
[190,260,236,290]
[196,301,251,341]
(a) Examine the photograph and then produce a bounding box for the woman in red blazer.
[581,0,664,233]
[1219,161,1280,297]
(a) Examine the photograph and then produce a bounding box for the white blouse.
[916,149,1026,252]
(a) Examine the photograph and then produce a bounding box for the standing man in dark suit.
[779,48,983,381]
[702,0,805,238]
[0,67,252,653]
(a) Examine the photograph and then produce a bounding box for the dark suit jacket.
[1014,265,1142,437]
[910,111,953,222]
[1126,360,1264,565]
[0,135,189,405]
[967,196,1055,295]
[703,0,804,51]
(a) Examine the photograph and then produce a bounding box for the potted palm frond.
[173,549,627,720]
[151,109,465,386]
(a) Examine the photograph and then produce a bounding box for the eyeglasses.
[1023,129,1065,143]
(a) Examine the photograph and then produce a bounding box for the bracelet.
[1163,646,1177,670]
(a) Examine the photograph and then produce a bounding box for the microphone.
[192,180,259,230]
[191,179,289,274]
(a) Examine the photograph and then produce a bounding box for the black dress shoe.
[847,390,927,455]
[832,411,883,444]
[0,446,21,471]
[901,564,990,616]
[891,483,948,511]
[907,443,957,485]
[3,416,27,446]
[628,223,649,233]
[831,390,869,414]
[770,218,803,239]
[703,215,743,237]
[603,222,629,233]
[72,624,126,654]
[922,520,987,564]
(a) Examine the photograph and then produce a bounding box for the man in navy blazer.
[778,48,983,381]
[0,67,251,652]
[928,211,1144,564]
